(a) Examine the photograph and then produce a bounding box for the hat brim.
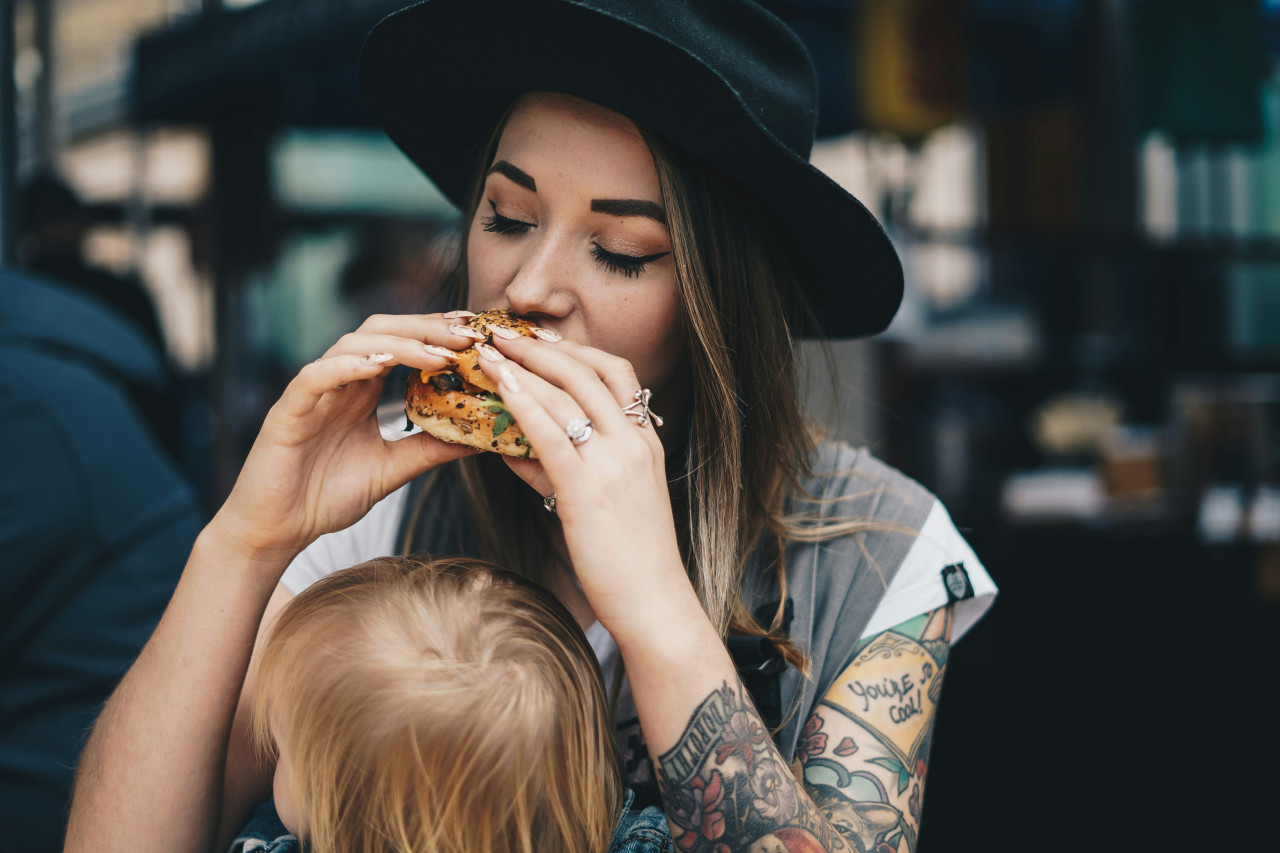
[359,0,902,339]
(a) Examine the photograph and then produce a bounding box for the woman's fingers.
[323,330,469,370]
[501,456,555,500]
[482,359,584,483]
[485,334,641,432]
[477,349,592,436]
[276,353,394,420]
[540,337,650,407]
[279,344,457,420]
[353,312,486,351]
[319,311,487,372]
[382,430,479,493]
[350,311,475,341]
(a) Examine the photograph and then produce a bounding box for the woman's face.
[466,93,684,396]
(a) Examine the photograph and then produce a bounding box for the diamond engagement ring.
[565,417,593,445]
[622,388,663,428]
[543,494,557,515]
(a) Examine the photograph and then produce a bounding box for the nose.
[502,229,575,320]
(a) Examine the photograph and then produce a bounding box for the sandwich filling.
[404,308,538,458]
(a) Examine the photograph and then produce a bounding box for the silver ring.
[543,494,557,515]
[622,388,663,428]
[565,417,593,445]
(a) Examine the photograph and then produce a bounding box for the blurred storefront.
[10,0,1279,850]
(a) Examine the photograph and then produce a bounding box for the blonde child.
[233,555,635,853]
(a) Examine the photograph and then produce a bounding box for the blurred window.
[270,128,455,216]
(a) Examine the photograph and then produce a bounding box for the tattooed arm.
[797,606,953,852]
[655,679,851,852]
[637,605,954,853]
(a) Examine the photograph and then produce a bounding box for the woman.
[67,1,996,851]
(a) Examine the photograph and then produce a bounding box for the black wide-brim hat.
[359,0,903,339]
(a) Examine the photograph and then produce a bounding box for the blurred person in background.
[68,2,997,851]
[0,268,203,851]
[18,171,181,460]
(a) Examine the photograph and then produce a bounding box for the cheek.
[601,288,685,392]
[465,226,512,310]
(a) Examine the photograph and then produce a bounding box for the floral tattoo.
[656,681,850,852]
[656,607,953,852]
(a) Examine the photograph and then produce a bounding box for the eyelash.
[481,200,668,278]
[480,206,532,236]
[590,245,668,278]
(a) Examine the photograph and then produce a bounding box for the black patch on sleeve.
[941,562,974,603]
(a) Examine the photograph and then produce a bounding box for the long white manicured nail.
[475,342,504,362]
[424,345,458,359]
[449,325,485,340]
[499,365,521,393]
[531,327,562,342]
[486,323,520,340]
[362,353,394,365]
[443,310,476,319]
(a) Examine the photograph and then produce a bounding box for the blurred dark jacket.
[0,270,202,851]
[20,172,181,460]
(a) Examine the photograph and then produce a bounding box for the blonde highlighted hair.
[416,96,913,722]
[437,95,827,679]
[251,556,623,853]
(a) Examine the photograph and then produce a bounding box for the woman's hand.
[213,312,482,561]
[475,329,693,636]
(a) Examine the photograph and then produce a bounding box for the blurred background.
[0,0,1276,850]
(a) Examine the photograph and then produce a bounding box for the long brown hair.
[427,94,877,675]
[251,556,622,853]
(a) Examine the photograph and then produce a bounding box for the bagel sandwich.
[405,309,538,458]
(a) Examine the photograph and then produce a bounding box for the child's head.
[251,555,623,853]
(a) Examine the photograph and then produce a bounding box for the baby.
[234,555,646,853]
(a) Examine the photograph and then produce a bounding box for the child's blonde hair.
[251,555,623,853]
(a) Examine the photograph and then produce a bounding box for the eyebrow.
[488,160,666,225]
[488,160,536,191]
[591,198,666,225]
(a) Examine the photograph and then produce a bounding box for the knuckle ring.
[565,417,593,446]
[622,388,663,428]
[543,493,557,515]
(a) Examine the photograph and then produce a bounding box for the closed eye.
[591,245,670,278]
[480,199,534,235]
[480,199,668,277]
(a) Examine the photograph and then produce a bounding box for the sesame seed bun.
[405,309,538,458]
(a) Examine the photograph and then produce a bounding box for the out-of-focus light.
[1001,469,1106,523]
[271,128,454,216]
[59,127,209,204]
[912,242,981,310]
[140,227,214,373]
[911,125,983,233]
[1249,486,1280,543]
[1199,484,1245,545]
[1139,132,1177,242]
